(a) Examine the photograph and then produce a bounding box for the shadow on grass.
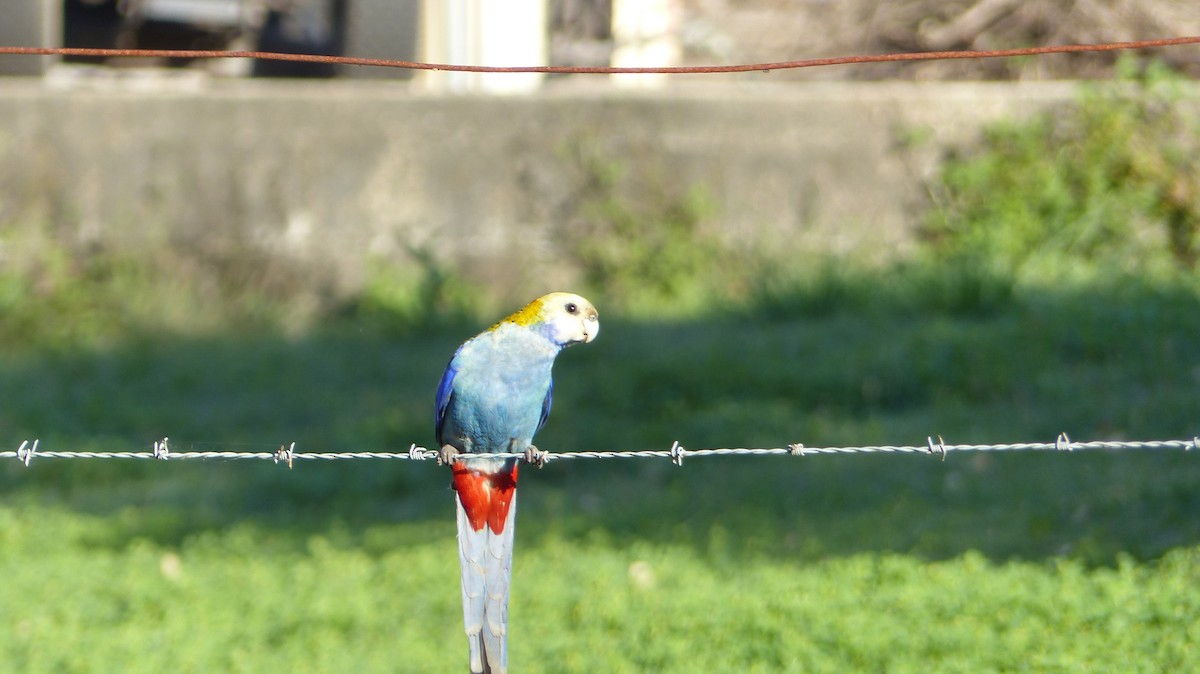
[1,278,1198,567]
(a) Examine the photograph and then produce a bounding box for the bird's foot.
[523,444,547,468]
[438,444,460,466]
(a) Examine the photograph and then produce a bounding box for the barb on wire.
[669,441,686,467]
[927,435,947,461]
[2,436,1196,468]
[1,36,1198,75]
[1056,432,1073,452]
[274,442,296,469]
[16,439,38,467]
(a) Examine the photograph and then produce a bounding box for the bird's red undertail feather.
[452,461,519,534]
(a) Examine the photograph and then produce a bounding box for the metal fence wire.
[2,36,1200,75]
[2,36,1198,472]
[2,435,1196,469]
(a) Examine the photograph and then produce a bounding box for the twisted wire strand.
[2,436,1196,468]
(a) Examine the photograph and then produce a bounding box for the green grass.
[1,273,1199,673]
[3,513,1196,673]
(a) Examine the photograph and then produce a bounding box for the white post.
[611,0,681,88]
[0,0,60,75]
[420,0,547,93]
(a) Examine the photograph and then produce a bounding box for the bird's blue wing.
[537,378,553,433]
[435,350,462,446]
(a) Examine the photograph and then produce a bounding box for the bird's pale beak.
[583,316,599,343]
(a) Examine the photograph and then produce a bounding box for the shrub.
[923,58,1200,280]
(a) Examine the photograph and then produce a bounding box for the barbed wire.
[1,435,1195,469]
[1,36,1199,75]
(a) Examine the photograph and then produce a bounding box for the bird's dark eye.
[565,302,578,314]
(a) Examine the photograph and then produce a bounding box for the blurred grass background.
[1,66,1199,672]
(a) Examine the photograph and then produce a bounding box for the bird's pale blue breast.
[437,323,560,454]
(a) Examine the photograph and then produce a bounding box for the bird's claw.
[523,445,547,468]
[438,444,460,466]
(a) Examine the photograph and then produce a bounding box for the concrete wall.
[0,79,1080,297]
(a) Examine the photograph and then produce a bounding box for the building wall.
[0,80,1084,297]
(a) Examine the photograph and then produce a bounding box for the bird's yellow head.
[494,292,599,346]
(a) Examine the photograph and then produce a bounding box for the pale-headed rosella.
[435,292,599,674]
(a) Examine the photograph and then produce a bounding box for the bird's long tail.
[453,458,519,674]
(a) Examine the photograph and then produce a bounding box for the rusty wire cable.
[1,36,1199,75]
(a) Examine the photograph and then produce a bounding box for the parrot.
[435,292,600,674]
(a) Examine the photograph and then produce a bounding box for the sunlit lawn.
[1,272,1198,672]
